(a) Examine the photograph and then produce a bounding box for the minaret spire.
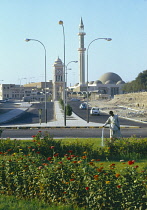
[79,17,84,31]
[78,18,86,86]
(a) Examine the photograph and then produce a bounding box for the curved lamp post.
[25,38,47,124]
[87,38,112,123]
[59,20,66,126]
[65,60,78,107]
[66,60,78,92]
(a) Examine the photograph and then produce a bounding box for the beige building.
[0,82,53,102]
[0,84,38,100]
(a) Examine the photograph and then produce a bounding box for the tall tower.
[78,18,86,86]
[52,57,64,101]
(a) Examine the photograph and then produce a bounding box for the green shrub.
[59,98,64,110]
[105,137,147,160]
[66,104,72,116]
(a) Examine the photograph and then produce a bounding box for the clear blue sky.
[0,0,147,86]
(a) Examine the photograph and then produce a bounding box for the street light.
[66,60,78,96]
[59,20,66,126]
[86,38,112,123]
[25,38,47,123]
[65,61,78,121]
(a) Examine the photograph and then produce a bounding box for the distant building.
[70,72,125,97]
[0,82,52,102]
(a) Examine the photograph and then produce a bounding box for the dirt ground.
[89,92,147,122]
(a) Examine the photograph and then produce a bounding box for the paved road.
[1,127,147,138]
[68,101,147,128]
[1,102,54,125]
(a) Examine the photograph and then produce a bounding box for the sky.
[0,0,147,86]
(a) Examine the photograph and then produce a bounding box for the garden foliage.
[0,132,147,209]
[59,98,72,116]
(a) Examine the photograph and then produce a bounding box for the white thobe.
[104,115,121,138]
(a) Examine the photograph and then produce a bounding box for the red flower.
[36,151,40,154]
[50,146,55,149]
[70,155,75,158]
[0,152,3,154]
[47,157,52,161]
[54,153,59,157]
[42,163,48,166]
[67,157,71,160]
[85,187,89,190]
[96,159,101,161]
[70,179,75,181]
[7,149,12,152]
[128,160,135,165]
[117,185,121,189]
[134,165,139,169]
[38,131,42,132]
[110,163,115,167]
[68,150,73,153]
[32,135,36,138]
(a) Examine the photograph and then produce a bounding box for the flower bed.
[0,132,147,209]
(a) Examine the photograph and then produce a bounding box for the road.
[0,101,147,138]
[1,102,54,125]
[1,127,147,139]
[68,101,147,128]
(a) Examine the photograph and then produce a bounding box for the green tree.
[122,70,147,93]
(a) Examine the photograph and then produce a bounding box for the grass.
[0,195,80,210]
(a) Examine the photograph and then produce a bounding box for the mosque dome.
[89,81,94,84]
[116,80,125,85]
[99,72,122,84]
[105,80,114,84]
[94,80,102,85]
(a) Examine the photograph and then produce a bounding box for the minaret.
[78,18,86,86]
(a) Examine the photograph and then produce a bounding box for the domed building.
[86,72,125,97]
[99,72,123,84]
[71,71,125,98]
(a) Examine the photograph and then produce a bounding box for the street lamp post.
[86,38,112,123]
[59,20,66,126]
[25,38,47,123]
[66,60,78,101]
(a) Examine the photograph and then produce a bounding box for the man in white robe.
[103,111,121,140]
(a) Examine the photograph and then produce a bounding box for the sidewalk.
[0,101,139,128]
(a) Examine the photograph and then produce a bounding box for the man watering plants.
[103,111,121,141]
